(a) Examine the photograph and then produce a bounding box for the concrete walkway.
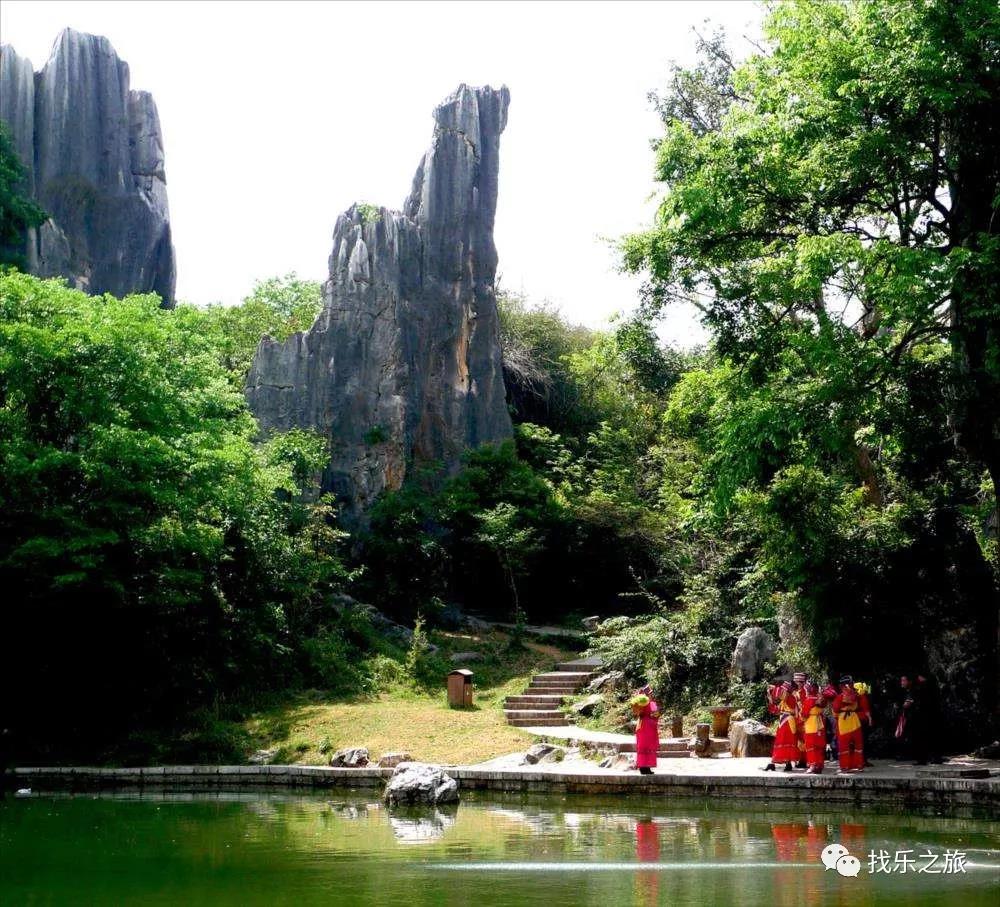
[526,726,636,746]
[476,750,998,781]
[523,725,729,755]
[487,621,587,640]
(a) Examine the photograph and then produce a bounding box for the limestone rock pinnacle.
[247,85,513,519]
[0,29,175,305]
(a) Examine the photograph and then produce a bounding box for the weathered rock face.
[731,627,777,682]
[728,718,775,758]
[383,762,460,806]
[0,29,175,305]
[328,746,370,768]
[246,85,513,519]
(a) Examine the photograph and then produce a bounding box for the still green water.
[1,790,997,906]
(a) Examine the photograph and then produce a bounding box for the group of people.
[627,671,941,777]
[764,672,870,775]
[763,671,943,774]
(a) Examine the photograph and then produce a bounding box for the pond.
[1,790,997,905]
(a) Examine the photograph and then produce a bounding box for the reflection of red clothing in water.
[772,823,807,861]
[839,822,866,855]
[772,824,807,907]
[635,820,660,907]
[635,700,660,769]
[636,820,660,861]
[804,822,827,862]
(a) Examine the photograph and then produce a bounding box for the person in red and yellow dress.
[791,672,808,768]
[763,680,799,771]
[831,675,864,772]
[801,681,827,774]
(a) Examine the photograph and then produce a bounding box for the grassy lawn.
[244,630,581,765]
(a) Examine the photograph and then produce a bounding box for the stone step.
[556,657,604,672]
[528,678,587,688]
[614,738,729,755]
[504,695,566,707]
[506,716,571,727]
[533,672,594,682]
[503,704,566,713]
[504,709,566,721]
[526,687,579,696]
[616,741,690,754]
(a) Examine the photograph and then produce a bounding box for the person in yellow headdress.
[832,675,864,772]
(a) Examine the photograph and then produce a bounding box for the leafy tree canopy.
[0,122,47,270]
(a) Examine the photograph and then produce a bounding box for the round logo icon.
[821,843,849,871]
[836,854,862,877]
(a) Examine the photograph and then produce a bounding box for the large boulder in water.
[0,29,175,305]
[384,762,459,806]
[246,85,512,522]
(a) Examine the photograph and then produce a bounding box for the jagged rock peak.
[247,84,513,521]
[0,28,175,306]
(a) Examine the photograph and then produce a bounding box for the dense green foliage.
[601,0,999,736]
[0,124,47,270]
[358,296,696,630]
[2,0,996,760]
[0,273,352,760]
[195,274,323,385]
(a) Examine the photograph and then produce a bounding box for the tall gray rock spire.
[0,29,175,305]
[247,84,513,519]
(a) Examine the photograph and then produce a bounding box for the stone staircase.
[503,658,601,727]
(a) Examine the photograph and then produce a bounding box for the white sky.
[1,0,762,344]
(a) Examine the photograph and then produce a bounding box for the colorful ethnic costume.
[631,688,660,773]
[792,672,808,767]
[767,683,800,767]
[855,681,872,766]
[831,678,864,771]
[801,688,827,773]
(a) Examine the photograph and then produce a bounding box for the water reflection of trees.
[6,794,998,907]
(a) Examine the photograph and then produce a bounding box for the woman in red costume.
[631,684,660,775]
[801,682,828,774]
[832,675,864,772]
[763,680,799,771]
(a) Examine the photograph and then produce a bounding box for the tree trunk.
[948,79,1000,727]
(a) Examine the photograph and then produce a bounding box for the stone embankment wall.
[6,765,998,814]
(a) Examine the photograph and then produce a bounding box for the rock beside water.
[383,762,459,806]
[0,29,175,305]
[378,751,414,769]
[329,746,370,768]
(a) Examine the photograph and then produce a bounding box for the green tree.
[624,0,1000,718]
[474,502,540,631]
[0,273,348,758]
[196,273,323,384]
[0,123,46,270]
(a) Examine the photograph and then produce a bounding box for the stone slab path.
[522,725,730,756]
[474,750,999,782]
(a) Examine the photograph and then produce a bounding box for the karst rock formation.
[247,84,513,519]
[0,28,175,305]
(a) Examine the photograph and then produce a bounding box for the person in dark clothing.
[895,675,918,759]
[896,674,943,764]
[911,674,943,764]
